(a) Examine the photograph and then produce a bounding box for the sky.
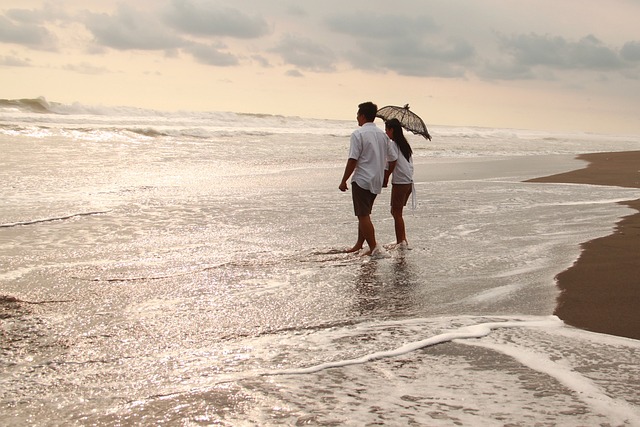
[1,0,640,133]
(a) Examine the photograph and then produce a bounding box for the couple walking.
[339,101,414,256]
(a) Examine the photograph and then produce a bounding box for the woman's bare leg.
[392,208,405,244]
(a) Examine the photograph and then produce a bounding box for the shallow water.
[1,104,640,425]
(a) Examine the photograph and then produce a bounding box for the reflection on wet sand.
[354,250,421,317]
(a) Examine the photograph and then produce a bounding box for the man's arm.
[339,158,358,192]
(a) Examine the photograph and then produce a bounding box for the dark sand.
[527,151,640,340]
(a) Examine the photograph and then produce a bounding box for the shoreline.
[526,151,640,340]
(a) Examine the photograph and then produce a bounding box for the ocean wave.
[0,97,314,122]
[0,97,55,114]
[126,127,170,137]
[0,121,342,142]
[3,98,635,153]
[0,97,547,142]
[0,210,110,228]
[266,316,563,375]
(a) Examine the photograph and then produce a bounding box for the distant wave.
[0,210,110,228]
[0,122,314,141]
[126,128,170,137]
[4,97,620,147]
[0,97,55,114]
[0,97,312,122]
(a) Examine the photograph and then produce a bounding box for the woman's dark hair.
[385,118,412,161]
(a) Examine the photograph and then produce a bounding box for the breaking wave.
[0,97,55,114]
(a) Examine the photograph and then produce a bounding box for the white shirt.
[388,140,414,184]
[348,123,398,194]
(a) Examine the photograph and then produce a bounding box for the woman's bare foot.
[361,246,380,256]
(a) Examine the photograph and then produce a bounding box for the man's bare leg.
[346,225,365,253]
[358,215,377,256]
[346,237,364,253]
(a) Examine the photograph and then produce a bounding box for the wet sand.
[526,151,640,340]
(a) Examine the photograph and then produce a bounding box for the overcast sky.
[2,0,640,133]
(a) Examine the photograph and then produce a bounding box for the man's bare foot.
[345,245,362,253]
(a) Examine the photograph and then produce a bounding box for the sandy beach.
[527,151,640,340]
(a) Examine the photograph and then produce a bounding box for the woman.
[384,118,413,247]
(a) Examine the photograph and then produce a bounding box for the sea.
[1,97,639,426]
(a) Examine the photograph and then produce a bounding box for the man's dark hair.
[358,102,378,122]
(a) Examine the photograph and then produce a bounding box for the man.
[339,101,397,255]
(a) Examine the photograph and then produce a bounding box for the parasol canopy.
[376,104,431,140]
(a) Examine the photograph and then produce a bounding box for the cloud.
[286,69,304,78]
[3,1,639,84]
[340,35,474,78]
[383,38,473,77]
[185,42,239,66]
[5,3,69,23]
[84,4,186,50]
[0,13,57,50]
[164,0,269,38]
[0,54,31,67]
[326,11,438,39]
[285,5,307,18]
[81,2,268,68]
[251,54,271,67]
[6,7,47,24]
[323,10,472,77]
[270,34,336,72]
[497,33,624,71]
[621,41,640,61]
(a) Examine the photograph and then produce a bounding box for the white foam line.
[263,316,563,376]
[0,210,110,228]
[459,339,640,425]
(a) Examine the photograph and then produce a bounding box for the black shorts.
[352,182,377,216]
[391,183,412,209]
